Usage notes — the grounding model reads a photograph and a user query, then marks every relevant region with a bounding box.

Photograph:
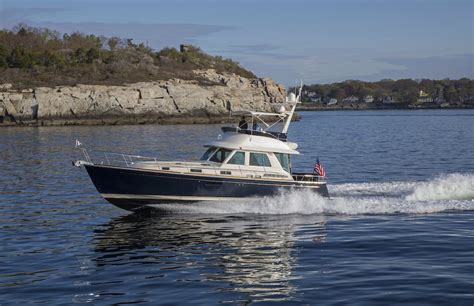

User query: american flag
[314,158,326,177]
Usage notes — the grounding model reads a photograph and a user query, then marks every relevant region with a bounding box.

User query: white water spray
[406,173,474,201]
[152,173,474,215]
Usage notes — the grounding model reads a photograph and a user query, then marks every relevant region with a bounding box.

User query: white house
[363,95,374,103]
[304,91,321,103]
[342,96,359,103]
[417,90,433,103]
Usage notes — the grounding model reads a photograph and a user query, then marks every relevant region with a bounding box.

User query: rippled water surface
[1,109,473,305]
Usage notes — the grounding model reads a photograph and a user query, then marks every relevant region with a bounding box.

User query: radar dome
[277,105,286,113]
[287,92,296,102]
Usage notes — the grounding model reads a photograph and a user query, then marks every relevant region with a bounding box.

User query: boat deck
[77,148,325,183]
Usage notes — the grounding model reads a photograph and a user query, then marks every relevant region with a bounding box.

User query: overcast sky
[0,0,472,85]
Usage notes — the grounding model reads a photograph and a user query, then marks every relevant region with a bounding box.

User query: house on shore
[341,96,359,103]
[363,95,374,103]
[417,90,433,103]
[383,96,397,104]
[302,91,321,102]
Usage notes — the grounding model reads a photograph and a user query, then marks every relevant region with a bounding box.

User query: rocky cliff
[0,70,286,126]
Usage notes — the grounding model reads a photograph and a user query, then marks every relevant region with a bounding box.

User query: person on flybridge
[238,116,248,130]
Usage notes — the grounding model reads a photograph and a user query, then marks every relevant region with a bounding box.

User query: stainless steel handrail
[78,148,228,175]
[291,173,325,182]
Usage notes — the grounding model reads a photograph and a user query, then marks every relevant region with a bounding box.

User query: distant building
[306,91,321,102]
[417,96,433,103]
[363,95,374,103]
[342,96,359,103]
[383,96,397,104]
[180,44,192,52]
[419,90,429,97]
[417,90,433,103]
[464,95,474,102]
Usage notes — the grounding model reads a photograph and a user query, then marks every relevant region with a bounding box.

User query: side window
[227,151,245,165]
[201,147,216,160]
[275,153,291,172]
[209,148,233,163]
[249,153,271,167]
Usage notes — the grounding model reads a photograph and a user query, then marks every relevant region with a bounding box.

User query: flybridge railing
[221,127,288,142]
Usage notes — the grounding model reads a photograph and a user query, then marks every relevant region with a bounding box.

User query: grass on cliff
[0,24,257,89]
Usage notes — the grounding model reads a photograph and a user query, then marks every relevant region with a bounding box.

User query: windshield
[200,147,216,160]
[275,153,291,172]
[209,148,233,163]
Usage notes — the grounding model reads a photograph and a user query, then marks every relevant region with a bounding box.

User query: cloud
[227,44,281,53]
[227,50,474,85]
[219,43,315,60]
[214,46,398,84]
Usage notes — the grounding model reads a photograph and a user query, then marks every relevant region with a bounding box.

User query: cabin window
[209,148,233,163]
[201,147,216,160]
[227,151,245,165]
[274,153,291,173]
[249,153,271,167]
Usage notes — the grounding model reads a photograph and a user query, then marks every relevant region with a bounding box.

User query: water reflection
[93,211,327,303]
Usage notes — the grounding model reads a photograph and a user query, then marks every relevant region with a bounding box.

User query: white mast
[282,82,302,134]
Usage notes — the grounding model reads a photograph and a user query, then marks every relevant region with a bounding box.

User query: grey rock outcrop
[0,69,286,126]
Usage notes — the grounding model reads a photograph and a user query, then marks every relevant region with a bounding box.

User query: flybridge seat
[221,126,288,142]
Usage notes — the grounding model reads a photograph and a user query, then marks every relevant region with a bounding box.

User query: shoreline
[1,107,471,128]
[0,115,232,127]
[296,103,473,112]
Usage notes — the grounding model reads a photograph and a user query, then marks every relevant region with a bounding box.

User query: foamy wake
[152,173,474,215]
[406,173,474,201]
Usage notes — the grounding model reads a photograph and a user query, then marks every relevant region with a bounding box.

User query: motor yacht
[73,88,329,211]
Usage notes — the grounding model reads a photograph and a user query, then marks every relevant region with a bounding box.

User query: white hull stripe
[101,193,258,202]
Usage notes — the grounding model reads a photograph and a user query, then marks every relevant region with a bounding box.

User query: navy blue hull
[84,164,329,211]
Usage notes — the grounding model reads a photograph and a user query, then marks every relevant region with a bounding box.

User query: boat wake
[150,173,474,215]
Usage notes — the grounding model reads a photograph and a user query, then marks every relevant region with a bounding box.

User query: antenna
[297,80,303,102]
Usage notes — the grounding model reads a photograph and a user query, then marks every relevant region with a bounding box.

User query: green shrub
[0,24,257,88]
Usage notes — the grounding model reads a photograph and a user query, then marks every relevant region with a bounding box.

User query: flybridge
[229,85,302,136]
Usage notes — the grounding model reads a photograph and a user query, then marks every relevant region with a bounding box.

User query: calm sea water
[1,109,473,305]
